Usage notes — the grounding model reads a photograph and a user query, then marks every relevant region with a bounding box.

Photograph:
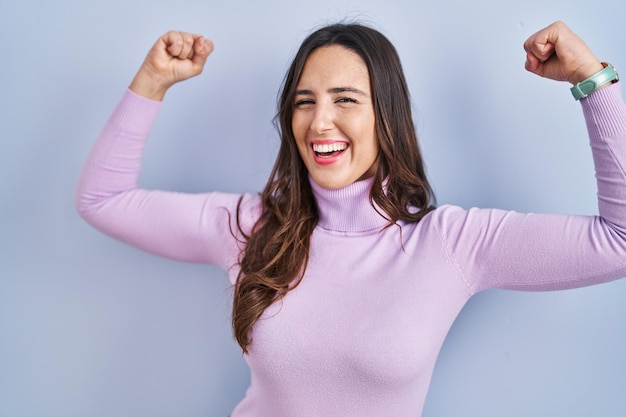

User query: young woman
[77,21,625,416]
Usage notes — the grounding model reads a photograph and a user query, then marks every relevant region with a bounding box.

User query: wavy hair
[233,23,435,353]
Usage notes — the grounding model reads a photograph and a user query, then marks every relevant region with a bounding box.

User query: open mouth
[312,142,348,158]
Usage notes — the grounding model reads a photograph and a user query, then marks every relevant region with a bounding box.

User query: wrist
[129,71,171,101]
[570,62,619,101]
[570,61,604,85]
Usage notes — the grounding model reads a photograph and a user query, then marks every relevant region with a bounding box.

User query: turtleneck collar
[309,176,391,233]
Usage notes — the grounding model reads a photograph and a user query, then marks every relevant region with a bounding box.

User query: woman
[77,21,625,416]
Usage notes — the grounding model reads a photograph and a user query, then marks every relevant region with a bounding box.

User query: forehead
[297,45,370,89]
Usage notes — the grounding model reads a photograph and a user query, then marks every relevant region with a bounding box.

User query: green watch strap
[570,62,619,101]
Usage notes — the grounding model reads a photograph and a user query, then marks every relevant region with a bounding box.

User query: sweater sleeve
[76,89,260,276]
[435,82,626,294]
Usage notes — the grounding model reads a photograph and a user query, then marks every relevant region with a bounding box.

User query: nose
[309,101,334,134]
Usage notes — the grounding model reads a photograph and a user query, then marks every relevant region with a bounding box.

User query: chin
[310,175,347,190]
[310,174,363,190]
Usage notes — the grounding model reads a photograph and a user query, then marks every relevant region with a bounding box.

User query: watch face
[603,62,619,83]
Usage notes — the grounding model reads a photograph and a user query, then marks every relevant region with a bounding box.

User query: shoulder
[206,191,263,231]
[419,204,467,230]
[422,204,516,242]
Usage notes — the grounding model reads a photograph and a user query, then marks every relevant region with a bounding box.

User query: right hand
[129,31,214,101]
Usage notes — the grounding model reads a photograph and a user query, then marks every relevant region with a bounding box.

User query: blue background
[1,0,625,416]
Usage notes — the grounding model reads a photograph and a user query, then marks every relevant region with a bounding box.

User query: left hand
[524,21,603,85]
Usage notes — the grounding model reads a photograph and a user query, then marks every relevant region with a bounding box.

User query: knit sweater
[76,83,626,416]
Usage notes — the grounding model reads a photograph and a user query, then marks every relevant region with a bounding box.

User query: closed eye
[294,99,315,107]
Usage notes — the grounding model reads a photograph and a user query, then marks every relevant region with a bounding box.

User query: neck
[309,176,389,232]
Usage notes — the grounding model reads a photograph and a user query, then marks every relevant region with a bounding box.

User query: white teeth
[312,143,348,153]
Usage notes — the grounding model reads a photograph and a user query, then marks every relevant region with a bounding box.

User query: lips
[311,141,349,165]
[313,142,348,154]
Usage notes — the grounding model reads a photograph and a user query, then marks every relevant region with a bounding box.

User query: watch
[570,62,619,101]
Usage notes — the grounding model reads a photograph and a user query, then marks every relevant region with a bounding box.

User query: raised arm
[76,33,256,271]
[436,22,626,293]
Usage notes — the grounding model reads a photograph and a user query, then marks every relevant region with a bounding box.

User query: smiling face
[292,45,379,190]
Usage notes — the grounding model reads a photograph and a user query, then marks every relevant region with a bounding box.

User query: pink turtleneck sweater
[76,83,626,416]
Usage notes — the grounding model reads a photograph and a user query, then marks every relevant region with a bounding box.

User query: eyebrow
[295,87,369,96]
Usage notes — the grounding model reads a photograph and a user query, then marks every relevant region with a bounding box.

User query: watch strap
[570,62,619,101]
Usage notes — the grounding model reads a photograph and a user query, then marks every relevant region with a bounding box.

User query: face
[292,45,378,190]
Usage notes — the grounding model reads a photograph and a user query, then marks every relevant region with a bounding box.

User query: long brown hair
[233,23,435,353]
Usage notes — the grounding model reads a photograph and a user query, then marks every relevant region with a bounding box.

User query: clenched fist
[524,21,603,85]
[129,31,214,101]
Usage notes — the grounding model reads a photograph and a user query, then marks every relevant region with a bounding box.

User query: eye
[294,99,314,107]
[336,97,357,104]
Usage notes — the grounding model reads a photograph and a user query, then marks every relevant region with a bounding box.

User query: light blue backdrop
[1,0,625,416]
